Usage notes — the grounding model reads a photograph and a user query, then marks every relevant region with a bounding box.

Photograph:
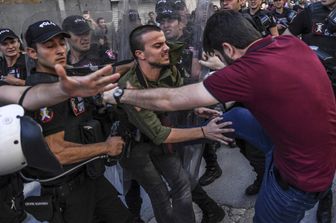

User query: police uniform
[0,53,27,82]
[289,2,336,57]
[24,72,132,223]
[67,43,117,67]
[243,8,277,36]
[0,173,25,223]
[271,7,296,34]
[0,80,26,223]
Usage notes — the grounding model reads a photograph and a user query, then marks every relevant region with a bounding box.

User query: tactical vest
[302,2,336,57]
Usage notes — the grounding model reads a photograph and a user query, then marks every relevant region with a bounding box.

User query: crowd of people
[0,0,335,223]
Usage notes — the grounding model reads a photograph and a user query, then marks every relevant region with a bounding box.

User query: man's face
[98,19,106,27]
[160,18,183,41]
[149,12,155,19]
[321,0,336,8]
[177,7,189,28]
[68,31,91,53]
[82,13,90,20]
[0,38,20,58]
[138,31,170,67]
[274,0,285,9]
[29,35,67,72]
[220,0,241,11]
[248,0,262,9]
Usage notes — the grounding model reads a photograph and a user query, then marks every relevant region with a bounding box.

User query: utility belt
[40,169,87,197]
[273,166,331,200]
[24,169,88,222]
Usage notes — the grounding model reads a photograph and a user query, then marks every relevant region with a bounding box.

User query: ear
[222,42,235,58]
[26,47,38,60]
[134,50,145,60]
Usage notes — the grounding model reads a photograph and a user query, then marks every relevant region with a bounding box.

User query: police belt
[41,169,87,198]
[273,166,331,200]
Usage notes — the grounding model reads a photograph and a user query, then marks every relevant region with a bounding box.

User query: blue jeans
[222,107,323,223]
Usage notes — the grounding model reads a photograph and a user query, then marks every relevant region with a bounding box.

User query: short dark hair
[203,10,261,54]
[129,25,162,58]
[96,17,105,23]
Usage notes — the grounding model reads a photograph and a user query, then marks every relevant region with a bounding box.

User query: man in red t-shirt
[104,10,336,223]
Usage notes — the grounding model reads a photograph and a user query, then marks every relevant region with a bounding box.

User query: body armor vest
[302,2,336,57]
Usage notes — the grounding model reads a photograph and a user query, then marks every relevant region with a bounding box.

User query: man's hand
[194,107,222,119]
[202,117,235,145]
[199,52,226,70]
[2,75,25,86]
[102,87,118,104]
[55,64,120,97]
[105,136,125,156]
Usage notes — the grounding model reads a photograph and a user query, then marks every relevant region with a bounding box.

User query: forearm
[46,133,108,165]
[54,142,108,165]
[164,127,204,143]
[121,87,183,111]
[22,82,69,111]
[270,26,279,36]
[120,83,212,111]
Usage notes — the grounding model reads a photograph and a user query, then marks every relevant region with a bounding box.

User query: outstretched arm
[0,65,119,110]
[104,82,219,111]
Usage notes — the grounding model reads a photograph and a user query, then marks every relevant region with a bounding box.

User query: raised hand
[55,64,120,97]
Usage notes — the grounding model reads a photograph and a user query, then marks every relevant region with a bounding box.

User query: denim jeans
[222,107,323,223]
[120,142,195,223]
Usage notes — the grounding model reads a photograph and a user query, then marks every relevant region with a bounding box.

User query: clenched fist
[105,136,125,156]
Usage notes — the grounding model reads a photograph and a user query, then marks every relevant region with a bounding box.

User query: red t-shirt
[203,35,336,192]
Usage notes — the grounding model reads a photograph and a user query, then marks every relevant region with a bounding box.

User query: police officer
[0,49,122,223]
[62,15,117,67]
[243,0,279,36]
[0,28,26,86]
[285,1,336,222]
[271,0,297,34]
[23,19,133,223]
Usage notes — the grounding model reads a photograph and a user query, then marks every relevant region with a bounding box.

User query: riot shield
[191,0,215,80]
[116,0,142,61]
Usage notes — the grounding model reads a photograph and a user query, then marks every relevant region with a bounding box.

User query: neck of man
[276,7,284,13]
[69,48,84,65]
[138,61,162,81]
[5,53,20,67]
[35,63,56,75]
[249,7,260,15]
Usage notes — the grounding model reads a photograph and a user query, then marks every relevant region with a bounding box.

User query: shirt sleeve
[28,102,67,137]
[122,104,171,145]
[288,8,311,35]
[203,60,253,104]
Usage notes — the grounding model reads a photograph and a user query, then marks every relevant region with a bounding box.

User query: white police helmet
[0,104,62,175]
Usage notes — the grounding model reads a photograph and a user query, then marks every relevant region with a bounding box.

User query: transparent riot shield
[191,0,215,80]
[116,0,142,61]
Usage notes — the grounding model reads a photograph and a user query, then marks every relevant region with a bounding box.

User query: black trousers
[0,173,26,223]
[43,175,132,223]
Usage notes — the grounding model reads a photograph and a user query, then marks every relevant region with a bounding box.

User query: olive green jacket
[118,65,183,145]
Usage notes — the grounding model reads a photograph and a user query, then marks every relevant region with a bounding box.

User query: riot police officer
[23,19,133,223]
[0,28,26,86]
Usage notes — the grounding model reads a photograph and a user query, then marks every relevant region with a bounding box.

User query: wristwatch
[113,87,124,104]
